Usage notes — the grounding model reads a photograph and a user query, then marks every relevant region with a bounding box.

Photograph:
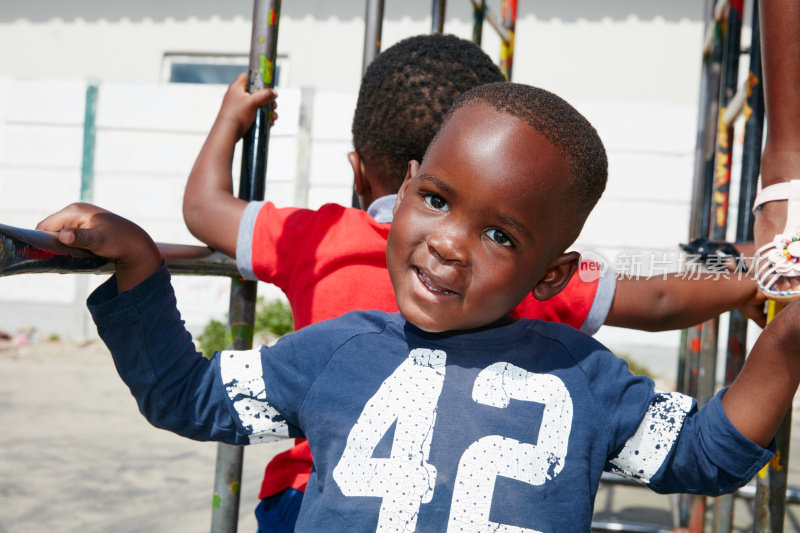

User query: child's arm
[183,72,278,258]
[722,299,800,447]
[605,274,766,331]
[35,202,161,293]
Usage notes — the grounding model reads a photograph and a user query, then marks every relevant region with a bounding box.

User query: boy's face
[387,102,579,333]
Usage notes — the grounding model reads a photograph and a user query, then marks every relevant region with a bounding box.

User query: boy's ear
[531,251,581,301]
[348,151,369,197]
[394,160,420,214]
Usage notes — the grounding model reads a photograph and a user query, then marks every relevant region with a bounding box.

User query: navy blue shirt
[89,265,772,532]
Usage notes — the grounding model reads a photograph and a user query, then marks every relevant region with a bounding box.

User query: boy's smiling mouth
[413,266,459,296]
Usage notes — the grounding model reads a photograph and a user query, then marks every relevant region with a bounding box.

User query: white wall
[0,1,761,382]
[0,1,711,104]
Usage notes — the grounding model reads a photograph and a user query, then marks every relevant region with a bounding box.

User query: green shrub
[197,298,293,359]
[255,299,294,337]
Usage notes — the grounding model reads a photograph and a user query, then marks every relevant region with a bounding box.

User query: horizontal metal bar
[601,472,800,505]
[0,223,238,278]
[590,520,672,533]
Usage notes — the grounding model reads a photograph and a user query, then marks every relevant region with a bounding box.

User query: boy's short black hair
[444,82,608,232]
[352,33,506,192]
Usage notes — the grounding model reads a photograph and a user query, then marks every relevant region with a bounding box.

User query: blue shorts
[255,488,304,533]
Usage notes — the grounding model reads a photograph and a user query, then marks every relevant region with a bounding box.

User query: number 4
[333,354,573,532]
[333,349,446,532]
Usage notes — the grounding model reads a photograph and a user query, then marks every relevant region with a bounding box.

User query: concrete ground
[1,339,799,533]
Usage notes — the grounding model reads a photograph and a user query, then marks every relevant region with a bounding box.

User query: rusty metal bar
[210,2,280,532]
[0,223,237,278]
[677,0,725,528]
[754,302,791,532]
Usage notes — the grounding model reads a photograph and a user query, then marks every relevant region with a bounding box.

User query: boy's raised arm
[721,299,800,447]
[36,202,162,293]
[183,72,277,258]
[605,274,766,331]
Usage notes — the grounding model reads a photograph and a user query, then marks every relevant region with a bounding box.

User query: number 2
[447,362,573,532]
[334,353,573,531]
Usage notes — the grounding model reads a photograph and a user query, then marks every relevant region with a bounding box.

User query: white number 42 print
[333,349,573,532]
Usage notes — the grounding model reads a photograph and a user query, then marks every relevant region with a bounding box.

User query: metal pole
[713,1,759,531]
[353,0,385,209]
[735,3,764,245]
[211,2,280,532]
[678,0,724,528]
[431,0,446,34]
[499,0,517,80]
[710,0,743,243]
[754,302,791,532]
[362,0,384,75]
[472,0,485,45]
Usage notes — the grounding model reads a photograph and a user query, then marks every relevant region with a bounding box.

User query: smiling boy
[39,82,794,531]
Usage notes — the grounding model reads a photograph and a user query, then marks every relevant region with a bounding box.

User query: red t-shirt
[237,201,614,498]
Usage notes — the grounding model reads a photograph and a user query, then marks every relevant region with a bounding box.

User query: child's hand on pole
[217,71,278,140]
[36,203,162,293]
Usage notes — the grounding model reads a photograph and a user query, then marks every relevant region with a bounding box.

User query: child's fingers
[231,71,249,89]
[56,226,102,252]
[36,202,101,233]
[251,88,278,107]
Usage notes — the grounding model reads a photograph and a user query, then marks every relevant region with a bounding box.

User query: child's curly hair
[352,34,506,192]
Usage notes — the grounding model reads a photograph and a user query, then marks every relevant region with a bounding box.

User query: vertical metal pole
[754,302,791,532]
[472,0,485,45]
[678,0,724,528]
[353,0,385,209]
[210,2,280,532]
[735,3,764,245]
[499,0,517,80]
[713,2,759,531]
[431,0,446,34]
[76,82,99,339]
[710,0,743,243]
[80,84,98,204]
[362,0,384,75]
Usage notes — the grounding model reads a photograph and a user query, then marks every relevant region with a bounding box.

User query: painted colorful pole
[472,0,486,45]
[710,0,743,243]
[210,2,280,532]
[499,0,517,80]
[431,0,446,34]
[677,0,724,528]
[754,301,790,532]
[707,2,745,532]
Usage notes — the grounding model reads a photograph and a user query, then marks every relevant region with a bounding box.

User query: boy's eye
[423,194,450,212]
[486,229,513,247]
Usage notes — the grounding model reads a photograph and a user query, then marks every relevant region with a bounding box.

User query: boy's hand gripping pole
[210,2,280,533]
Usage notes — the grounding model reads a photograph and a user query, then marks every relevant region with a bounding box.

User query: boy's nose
[427,222,469,265]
